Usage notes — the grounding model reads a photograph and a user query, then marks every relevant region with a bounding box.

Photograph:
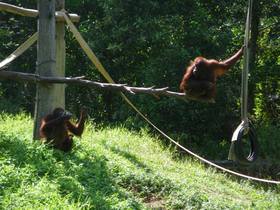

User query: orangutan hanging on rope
[180,46,244,103]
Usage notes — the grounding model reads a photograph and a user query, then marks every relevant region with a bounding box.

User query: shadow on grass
[1,130,278,209]
[0,132,143,209]
[107,145,152,173]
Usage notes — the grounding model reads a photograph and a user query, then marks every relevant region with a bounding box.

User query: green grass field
[0,113,279,209]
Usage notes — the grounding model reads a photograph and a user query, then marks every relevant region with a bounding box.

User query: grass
[0,113,280,209]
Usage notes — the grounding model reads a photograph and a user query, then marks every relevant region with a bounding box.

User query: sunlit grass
[0,113,279,209]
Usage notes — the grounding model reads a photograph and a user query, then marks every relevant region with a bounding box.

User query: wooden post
[54,0,65,108]
[33,0,57,139]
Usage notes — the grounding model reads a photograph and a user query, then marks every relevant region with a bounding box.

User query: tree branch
[0,70,189,102]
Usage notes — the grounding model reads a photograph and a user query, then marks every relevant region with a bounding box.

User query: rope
[228,0,258,163]
[241,0,253,121]
[0,32,38,69]
[61,11,280,185]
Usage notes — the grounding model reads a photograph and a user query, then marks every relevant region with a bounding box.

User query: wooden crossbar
[0,2,80,22]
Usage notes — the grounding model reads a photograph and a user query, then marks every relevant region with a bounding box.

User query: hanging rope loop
[229,0,259,163]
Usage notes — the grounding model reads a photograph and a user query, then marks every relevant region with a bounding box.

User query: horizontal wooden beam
[0,2,80,22]
[0,70,189,102]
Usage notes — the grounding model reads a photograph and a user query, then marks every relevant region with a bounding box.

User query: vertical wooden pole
[54,0,65,108]
[33,0,57,139]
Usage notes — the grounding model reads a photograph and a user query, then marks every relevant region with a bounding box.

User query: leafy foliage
[0,0,279,159]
